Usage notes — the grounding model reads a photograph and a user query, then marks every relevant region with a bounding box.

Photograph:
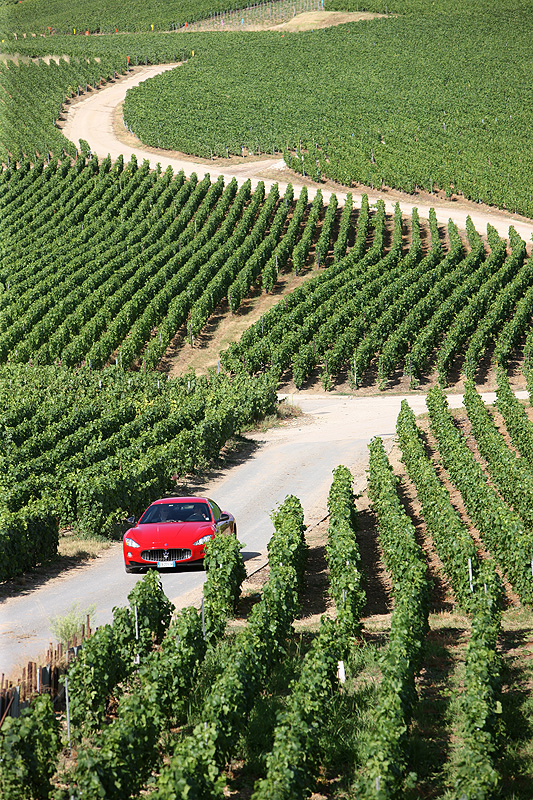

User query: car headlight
[193,534,213,546]
[124,537,140,548]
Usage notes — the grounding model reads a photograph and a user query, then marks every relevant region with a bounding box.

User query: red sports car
[123,496,236,573]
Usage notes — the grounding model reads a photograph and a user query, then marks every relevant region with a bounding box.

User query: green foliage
[315,192,337,267]
[251,464,366,799]
[66,623,127,738]
[139,606,207,727]
[0,694,61,800]
[66,570,173,739]
[115,12,533,216]
[396,399,480,611]
[327,465,365,633]
[0,0,251,35]
[407,218,486,385]
[0,497,58,580]
[463,230,528,380]
[49,601,96,647]
[203,531,246,641]
[68,687,160,800]
[426,386,533,604]
[0,362,276,572]
[463,379,533,529]
[67,606,206,799]
[127,567,173,649]
[437,235,523,387]
[152,494,306,799]
[251,617,347,800]
[450,560,504,799]
[496,368,533,467]
[0,58,124,163]
[364,436,430,798]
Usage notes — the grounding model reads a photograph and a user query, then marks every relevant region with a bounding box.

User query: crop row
[368,421,507,798]
[366,436,430,797]
[393,392,506,797]
[396,399,480,610]
[2,158,346,373]
[463,379,533,529]
[425,386,533,604]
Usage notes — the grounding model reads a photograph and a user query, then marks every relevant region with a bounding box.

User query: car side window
[208,499,221,520]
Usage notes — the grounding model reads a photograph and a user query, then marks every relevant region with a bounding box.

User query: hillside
[2,2,533,798]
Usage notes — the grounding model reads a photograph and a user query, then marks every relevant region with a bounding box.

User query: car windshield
[140,502,211,524]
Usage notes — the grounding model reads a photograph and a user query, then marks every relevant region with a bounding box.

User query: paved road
[1,390,526,676]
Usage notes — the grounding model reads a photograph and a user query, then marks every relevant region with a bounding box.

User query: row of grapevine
[396,391,506,796]
[368,424,507,799]
[463,379,533,528]
[450,561,503,799]
[326,464,366,632]
[202,531,247,642]
[396,399,480,610]
[221,195,384,381]
[377,217,464,385]
[187,180,273,339]
[352,207,445,385]
[463,229,528,379]
[252,465,364,799]
[227,182,294,311]
[425,386,533,604]
[495,368,533,466]
[437,233,525,386]
[365,436,430,798]
[66,570,174,739]
[261,183,309,292]
[406,219,488,384]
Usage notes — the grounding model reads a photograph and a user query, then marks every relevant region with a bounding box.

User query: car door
[208,498,231,533]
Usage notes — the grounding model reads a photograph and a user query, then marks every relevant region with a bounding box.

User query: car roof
[152,497,209,504]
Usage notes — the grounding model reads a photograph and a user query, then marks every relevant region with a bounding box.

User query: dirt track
[62,63,533,243]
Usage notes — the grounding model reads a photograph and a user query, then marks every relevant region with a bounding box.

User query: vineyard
[3,155,533,575]
[2,0,533,797]
[1,2,533,215]
[119,13,533,216]
[4,393,533,796]
[2,157,533,394]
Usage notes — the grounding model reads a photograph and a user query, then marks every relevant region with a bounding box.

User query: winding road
[1,66,532,678]
[62,63,533,242]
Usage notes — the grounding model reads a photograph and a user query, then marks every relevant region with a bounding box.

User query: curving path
[62,63,533,242]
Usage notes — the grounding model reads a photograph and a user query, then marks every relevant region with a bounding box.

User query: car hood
[125,522,214,547]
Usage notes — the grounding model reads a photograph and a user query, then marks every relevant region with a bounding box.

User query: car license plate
[157,560,176,568]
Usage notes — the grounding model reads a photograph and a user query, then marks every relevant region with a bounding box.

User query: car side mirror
[127,515,136,525]
[218,513,229,522]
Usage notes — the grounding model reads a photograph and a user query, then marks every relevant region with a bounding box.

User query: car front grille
[141,549,192,562]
